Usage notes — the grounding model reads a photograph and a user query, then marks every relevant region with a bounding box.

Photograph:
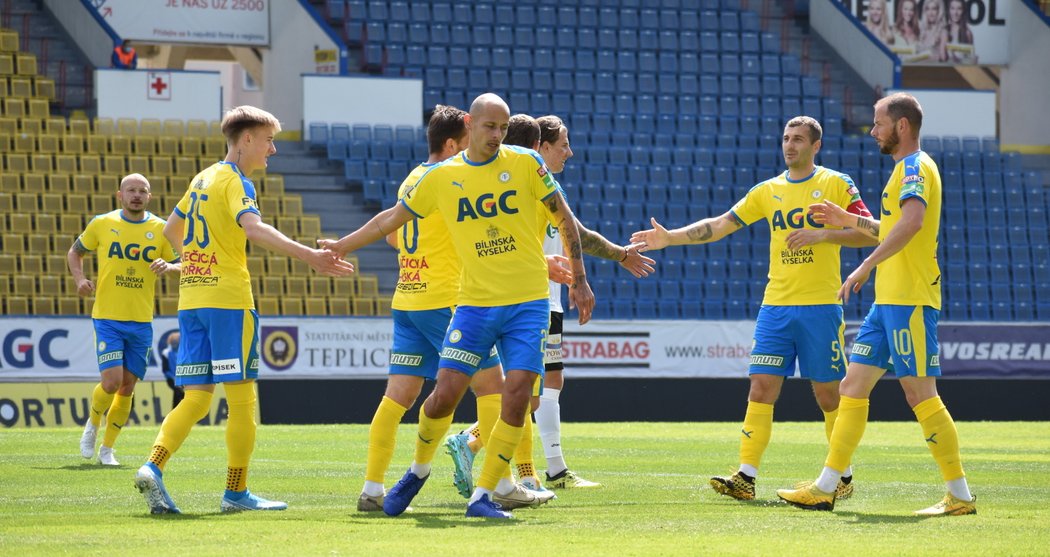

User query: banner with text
[92,0,270,46]
[1,318,1047,381]
[836,0,1010,65]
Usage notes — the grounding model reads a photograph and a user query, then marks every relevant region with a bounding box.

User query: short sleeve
[78,216,101,251]
[230,176,261,225]
[899,155,930,207]
[838,173,872,217]
[401,170,436,218]
[729,186,764,226]
[173,189,191,219]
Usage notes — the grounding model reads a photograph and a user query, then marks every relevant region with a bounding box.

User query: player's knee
[100,374,122,393]
[530,395,540,413]
[747,375,781,404]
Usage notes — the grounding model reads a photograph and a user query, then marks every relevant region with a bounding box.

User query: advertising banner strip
[91,0,270,46]
[1,318,1047,381]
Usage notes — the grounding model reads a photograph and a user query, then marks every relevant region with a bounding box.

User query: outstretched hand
[306,248,355,277]
[808,200,852,228]
[629,218,671,252]
[619,243,656,278]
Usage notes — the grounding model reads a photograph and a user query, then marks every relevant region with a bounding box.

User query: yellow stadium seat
[277,216,298,235]
[58,296,80,315]
[90,193,113,213]
[55,154,77,174]
[0,173,17,192]
[116,118,137,136]
[12,133,33,152]
[263,175,285,195]
[34,213,56,233]
[247,256,264,276]
[358,275,379,297]
[10,76,32,97]
[93,118,115,136]
[258,197,279,215]
[180,137,203,157]
[158,297,178,316]
[0,193,12,212]
[79,154,101,174]
[0,133,10,153]
[33,296,56,315]
[0,29,17,52]
[48,173,71,192]
[0,76,7,96]
[152,156,173,177]
[85,135,107,154]
[27,98,48,119]
[290,258,310,276]
[305,297,327,316]
[44,253,65,273]
[283,195,303,216]
[97,174,118,192]
[286,276,307,296]
[35,77,55,100]
[60,134,84,154]
[332,277,354,297]
[29,154,51,173]
[158,136,179,156]
[133,136,156,155]
[71,175,94,192]
[44,117,65,135]
[81,297,94,314]
[36,133,58,154]
[0,254,15,274]
[2,234,23,254]
[13,274,34,295]
[0,53,13,75]
[375,297,392,316]
[256,297,279,315]
[266,256,289,275]
[300,216,321,238]
[110,134,132,154]
[262,276,283,296]
[140,119,161,136]
[39,275,60,295]
[103,155,126,175]
[16,53,37,76]
[6,297,29,314]
[60,214,82,233]
[128,155,150,175]
[204,137,225,157]
[27,233,51,253]
[328,297,350,315]
[68,118,89,136]
[280,297,304,315]
[8,213,29,231]
[162,119,184,136]
[353,297,375,316]
[24,173,46,193]
[309,277,332,296]
[186,119,207,137]
[14,192,36,211]
[67,193,88,214]
[4,152,27,172]
[0,275,9,297]
[2,98,24,118]
[175,156,197,175]
[19,117,42,136]
[208,121,222,136]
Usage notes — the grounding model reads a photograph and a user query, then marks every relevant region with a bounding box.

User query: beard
[879,128,900,155]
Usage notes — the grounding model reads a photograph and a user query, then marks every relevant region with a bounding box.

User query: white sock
[947,477,973,502]
[739,464,758,479]
[410,462,431,479]
[535,387,565,475]
[815,466,843,493]
[843,465,853,478]
[495,477,516,496]
[468,487,493,504]
[466,421,480,443]
[362,480,384,497]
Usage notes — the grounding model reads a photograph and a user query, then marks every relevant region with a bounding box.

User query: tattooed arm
[629,212,742,252]
[576,218,656,278]
[545,192,594,325]
[808,200,881,240]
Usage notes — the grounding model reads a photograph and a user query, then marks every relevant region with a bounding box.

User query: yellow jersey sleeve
[874,152,942,308]
[392,163,461,311]
[174,162,256,310]
[85,211,169,322]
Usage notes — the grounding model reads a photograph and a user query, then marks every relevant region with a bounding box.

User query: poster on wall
[92,0,270,46]
[837,0,1010,64]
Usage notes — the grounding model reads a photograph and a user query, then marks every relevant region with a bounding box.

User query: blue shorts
[175,308,260,386]
[439,299,549,376]
[390,307,499,379]
[749,305,847,382]
[93,319,152,379]
[850,304,941,378]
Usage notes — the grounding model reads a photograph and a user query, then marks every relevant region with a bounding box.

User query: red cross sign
[147,72,171,100]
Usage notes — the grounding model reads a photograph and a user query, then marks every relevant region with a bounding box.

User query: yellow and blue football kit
[730,167,870,381]
[76,210,177,377]
[171,161,261,385]
[851,151,943,377]
[401,145,559,374]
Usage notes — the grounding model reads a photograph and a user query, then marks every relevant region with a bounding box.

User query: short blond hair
[221,105,281,144]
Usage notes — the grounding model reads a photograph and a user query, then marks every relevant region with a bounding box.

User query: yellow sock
[101,393,133,448]
[365,396,408,484]
[90,383,114,427]
[822,408,838,444]
[913,396,965,481]
[475,393,502,450]
[150,389,213,470]
[478,418,523,491]
[224,382,257,491]
[414,410,454,465]
[514,414,535,479]
[825,396,869,473]
[739,401,774,472]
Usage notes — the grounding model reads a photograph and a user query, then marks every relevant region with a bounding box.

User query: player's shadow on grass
[50,463,122,471]
[130,512,212,521]
[834,511,927,524]
[348,505,555,528]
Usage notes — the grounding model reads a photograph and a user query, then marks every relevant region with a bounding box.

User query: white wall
[43,0,116,68]
[183,60,263,115]
[1000,6,1050,150]
[811,0,899,91]
[302,75,424,139]
[887,89,997,138]
[261,2,342,134]
[96,69,222,121]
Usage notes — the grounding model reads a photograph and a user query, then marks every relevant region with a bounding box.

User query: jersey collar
[461,149,499,167]
[784,166,819,184]
[219,160,248,178]
[119,210,151,223]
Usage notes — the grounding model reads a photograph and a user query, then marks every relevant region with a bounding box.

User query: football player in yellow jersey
[358,105,545,512]
[778,93,976,516]
[133,106,353,515]
[70,173,180,466]
[631,116,875,501]
[323,93,594,519]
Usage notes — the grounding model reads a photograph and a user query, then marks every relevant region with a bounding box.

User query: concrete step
[266,155,342,175]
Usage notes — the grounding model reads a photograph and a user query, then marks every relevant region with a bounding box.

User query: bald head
[116,173,152,217]
[465,93,511,162]
[120,173,150,192]
[469,93,510,118]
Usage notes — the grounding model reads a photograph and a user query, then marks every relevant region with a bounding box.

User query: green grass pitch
[1,421,1047,556]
